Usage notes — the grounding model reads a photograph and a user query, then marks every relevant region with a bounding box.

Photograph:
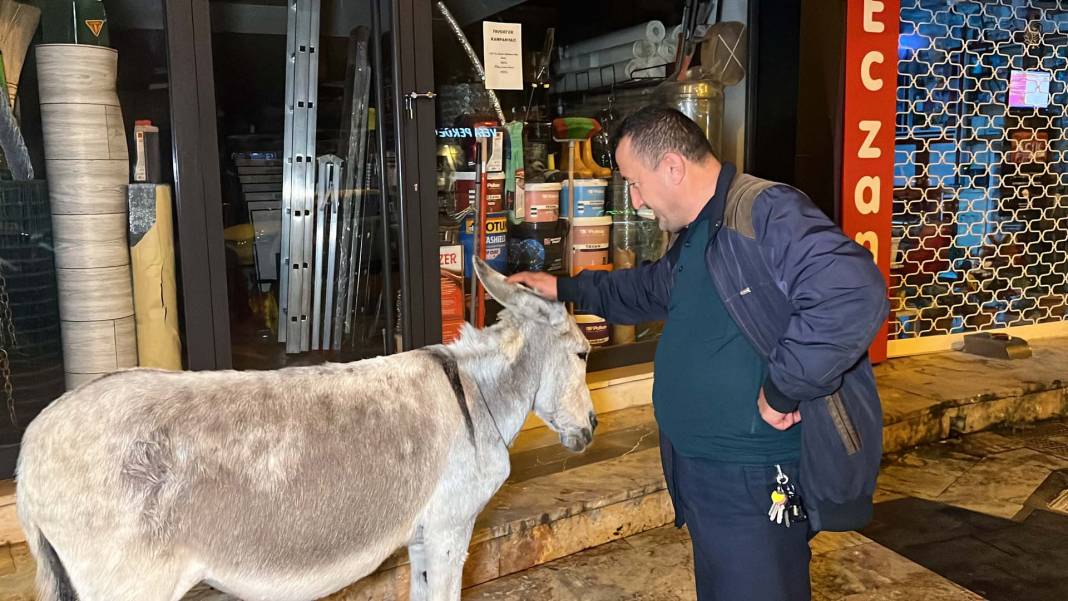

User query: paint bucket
[575,313,610,346]
[452,171,505,213]
[570,215,612,275]
[508,219,569,274]
[522,182,561,223]
[571,215,612,248]
[460,212,508,277]
[560,178,608,218]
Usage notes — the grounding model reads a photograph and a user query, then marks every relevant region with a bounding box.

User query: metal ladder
[313,154,342,351]
[279,0,321,352]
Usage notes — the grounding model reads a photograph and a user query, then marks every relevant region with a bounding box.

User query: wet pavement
[464,418,1068,601]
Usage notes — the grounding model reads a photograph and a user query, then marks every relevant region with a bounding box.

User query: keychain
[768,465,806,527]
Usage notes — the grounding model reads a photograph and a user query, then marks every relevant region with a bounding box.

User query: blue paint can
[460,212,509,277]
[560,179,608,218]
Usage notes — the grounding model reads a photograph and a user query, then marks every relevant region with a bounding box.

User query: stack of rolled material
[554,21,669,93]
[37,44,137,389]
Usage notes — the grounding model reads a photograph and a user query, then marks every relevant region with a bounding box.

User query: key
[769,488,787,525]
[768,465,795,528]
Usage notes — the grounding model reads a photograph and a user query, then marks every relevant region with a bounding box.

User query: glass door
[195,0,415,369]
[410,0,683,371]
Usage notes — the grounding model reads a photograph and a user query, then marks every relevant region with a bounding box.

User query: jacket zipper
[826,392,861,455]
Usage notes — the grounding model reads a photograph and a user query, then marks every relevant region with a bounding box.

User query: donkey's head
[474,258,596,453]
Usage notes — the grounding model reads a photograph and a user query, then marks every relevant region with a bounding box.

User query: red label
[841,0,898,363]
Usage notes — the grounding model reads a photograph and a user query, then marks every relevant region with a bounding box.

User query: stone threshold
[878,336,1068,453]
[324,447,671,600]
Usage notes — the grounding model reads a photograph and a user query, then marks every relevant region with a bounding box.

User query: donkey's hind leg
[62,552,200,601]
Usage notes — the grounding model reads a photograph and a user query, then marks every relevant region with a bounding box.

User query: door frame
[172,0,442,366]
[166,0,232,369]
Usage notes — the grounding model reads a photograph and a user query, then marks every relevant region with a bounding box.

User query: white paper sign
[483,22,523,90]
[440,245,463,274]
[488,130,504,172]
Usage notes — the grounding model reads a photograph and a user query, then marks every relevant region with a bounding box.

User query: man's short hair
[611,105,715,168]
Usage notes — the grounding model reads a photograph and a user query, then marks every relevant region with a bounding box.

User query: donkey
[17,258,596,601]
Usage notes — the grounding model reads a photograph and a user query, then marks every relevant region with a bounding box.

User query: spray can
[133,120,161,183]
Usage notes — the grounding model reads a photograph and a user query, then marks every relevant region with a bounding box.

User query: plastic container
[460,212,508,277]
[522,182,561,223]
[571,216,612,249]
[560,178,608,218]
[508,219,569,274]
[452,171,505,213]
[575,313,610,346]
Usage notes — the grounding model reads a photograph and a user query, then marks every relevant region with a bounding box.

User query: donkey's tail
[33,530,78,601]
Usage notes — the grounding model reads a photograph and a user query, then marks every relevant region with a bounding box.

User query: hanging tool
[551,117,602,273]
[313,154,341,350]
[339,28,373,348]
[469,137,489,327]
[674,0,713,81]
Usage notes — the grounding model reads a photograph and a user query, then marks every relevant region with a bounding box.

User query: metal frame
[166,0,231,370]
[392,0,442,350]
[371,0,397,355]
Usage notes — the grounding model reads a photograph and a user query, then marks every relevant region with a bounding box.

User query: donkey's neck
[447,323,537,448]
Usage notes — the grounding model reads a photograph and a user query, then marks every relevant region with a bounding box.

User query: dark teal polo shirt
[653,165,801,464]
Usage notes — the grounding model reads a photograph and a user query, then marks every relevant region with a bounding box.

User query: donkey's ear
[473,257,518,306]
[474,258,568,328]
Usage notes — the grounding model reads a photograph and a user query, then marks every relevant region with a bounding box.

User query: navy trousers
[660,433,812,601]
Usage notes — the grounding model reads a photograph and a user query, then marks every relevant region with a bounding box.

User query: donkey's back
[18,354,466,601]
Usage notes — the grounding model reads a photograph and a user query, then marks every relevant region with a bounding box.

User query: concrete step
[879,336,1068,453]
[325,407,667,600]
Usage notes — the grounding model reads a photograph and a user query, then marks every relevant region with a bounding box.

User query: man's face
[616,138,683,232]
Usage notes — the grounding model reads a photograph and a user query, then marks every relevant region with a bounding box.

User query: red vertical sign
[841,0,898,363]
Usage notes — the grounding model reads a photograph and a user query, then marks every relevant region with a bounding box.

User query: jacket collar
[694,161,736,225]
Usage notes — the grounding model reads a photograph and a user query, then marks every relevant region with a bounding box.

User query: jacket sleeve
[556,252,675,325]
[754,185,890,413]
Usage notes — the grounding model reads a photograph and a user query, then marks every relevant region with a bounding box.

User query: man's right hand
[506,271,559,301]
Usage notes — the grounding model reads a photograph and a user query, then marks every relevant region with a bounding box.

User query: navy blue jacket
[559,166,889,532]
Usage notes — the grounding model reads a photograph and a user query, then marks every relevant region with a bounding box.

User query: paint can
[575,313,610,346]
[460,212,508,277]
[452,171,505,212]
[522,182,561,223]
[560,178,607,218]
[508,219,569,274]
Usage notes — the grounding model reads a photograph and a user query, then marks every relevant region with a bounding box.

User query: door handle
[405,91,437,119]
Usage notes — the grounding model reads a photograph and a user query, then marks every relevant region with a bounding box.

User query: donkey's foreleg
[408,524,430,601]
[423,520,476,601]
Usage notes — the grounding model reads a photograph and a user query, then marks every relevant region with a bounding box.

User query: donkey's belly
[203,533,408,601]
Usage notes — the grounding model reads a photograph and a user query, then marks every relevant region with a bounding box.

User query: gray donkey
[17,258,596,601]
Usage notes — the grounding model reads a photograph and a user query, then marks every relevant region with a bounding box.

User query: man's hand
[506,272,559,301]
[758,388,801,431]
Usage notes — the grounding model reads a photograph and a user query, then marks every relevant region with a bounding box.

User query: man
[509,106,888,600]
